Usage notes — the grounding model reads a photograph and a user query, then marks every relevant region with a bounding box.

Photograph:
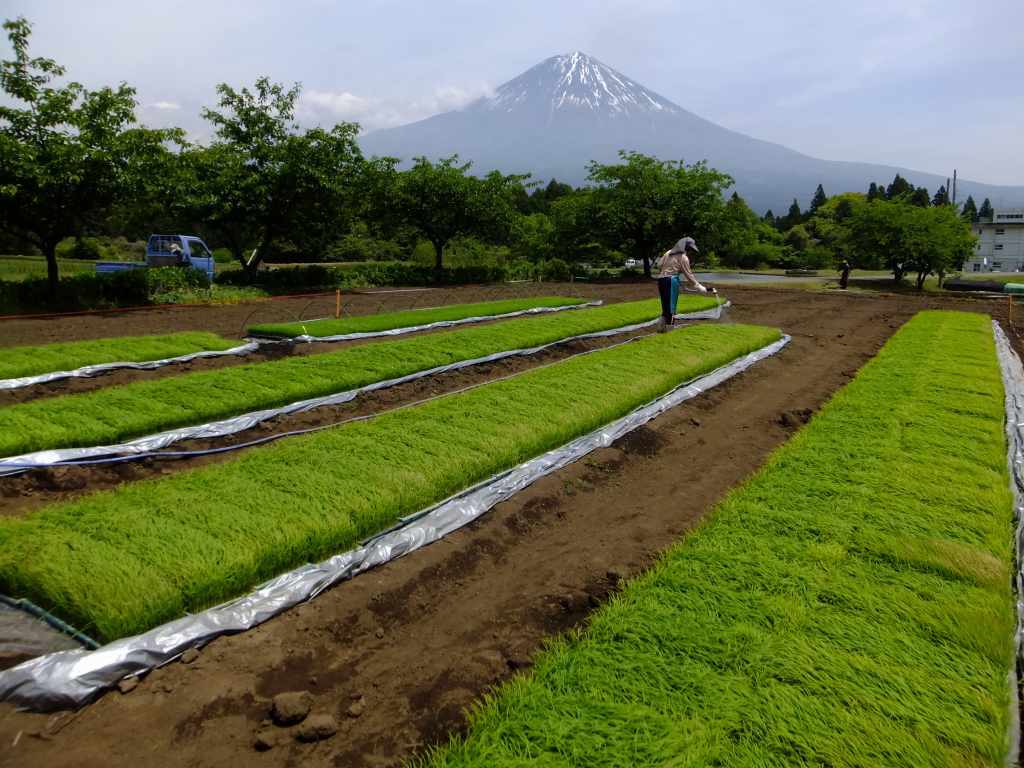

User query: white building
[964,208,1024,273]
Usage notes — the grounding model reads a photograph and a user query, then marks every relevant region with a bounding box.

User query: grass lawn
[248,296,591,338]
[423,310,1015,768]
[0,255,96,282]
[0,297,717,458]
[0,332,239,381]
[0,323,780,641]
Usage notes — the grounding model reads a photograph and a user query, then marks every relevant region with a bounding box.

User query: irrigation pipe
[0,302,729,475]
[992,321,1024,766]
[0,323,781,713]
[0,596,100,651]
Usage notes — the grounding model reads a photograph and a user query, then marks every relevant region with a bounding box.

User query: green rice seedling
[248,296,589,337]
[0,323,779,641]
[0,296,718,457]
[420,310,1016,768]
[0,332,238,381]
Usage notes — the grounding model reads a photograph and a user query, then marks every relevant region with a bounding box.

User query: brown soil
[0,286,1015,768]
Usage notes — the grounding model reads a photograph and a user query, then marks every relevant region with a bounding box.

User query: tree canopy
[585,151,733,276]
[0,17,173,293]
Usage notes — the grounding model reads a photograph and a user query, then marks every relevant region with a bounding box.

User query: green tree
[716,192,760,267]
[909,187,931,207]
[886,174,913,200]
[187,77,364,275]
[845,197,974,287]
[809,184,828,216]
[932,185,950,207]
[585,151,733,276]
[0,17,172,295]
[979,197,994,220]
[960,195,978,223]
[867,182,883,201]
[778,198,802,231]
[393,155,520,272]
[510,212,556,262]
[762,209,776,227]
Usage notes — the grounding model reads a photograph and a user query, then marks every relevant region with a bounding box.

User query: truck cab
[146,235,216,281]
[95,235,216,281]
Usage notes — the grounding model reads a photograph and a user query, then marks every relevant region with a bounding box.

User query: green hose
[0,594,100,650]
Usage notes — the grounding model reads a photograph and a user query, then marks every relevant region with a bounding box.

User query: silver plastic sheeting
[0,341,261,391]
[0,303,729,474]
[0,321,779,712]
[992,321,1024,766]
[263,300,602,342]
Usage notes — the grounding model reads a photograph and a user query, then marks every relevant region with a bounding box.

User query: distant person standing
[656,237,707,332]
[838,258,851,289]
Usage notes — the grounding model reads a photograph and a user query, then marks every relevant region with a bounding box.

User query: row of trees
[0,17,978,295]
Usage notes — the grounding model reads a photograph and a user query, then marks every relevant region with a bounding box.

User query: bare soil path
[0,287,1011,768]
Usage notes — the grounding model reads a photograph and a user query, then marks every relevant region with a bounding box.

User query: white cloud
[297,83,493,131]
[148,101,182,111]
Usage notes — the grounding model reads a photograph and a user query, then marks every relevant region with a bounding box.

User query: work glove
[695,283,708,294]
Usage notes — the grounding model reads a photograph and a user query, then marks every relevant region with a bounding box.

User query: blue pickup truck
[95,235,216,282]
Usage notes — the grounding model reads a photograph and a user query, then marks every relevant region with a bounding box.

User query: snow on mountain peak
[480,52,682,118]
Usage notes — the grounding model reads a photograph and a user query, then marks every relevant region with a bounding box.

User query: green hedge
[424,310,1015,768]
[0,267,210,314]
[0,323,780,641]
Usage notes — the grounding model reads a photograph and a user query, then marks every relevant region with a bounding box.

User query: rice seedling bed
[422,310,1015,768]
[247,296,589,338]
[0,297,717,458]
[0,332,238,381]
[0,323,779,642]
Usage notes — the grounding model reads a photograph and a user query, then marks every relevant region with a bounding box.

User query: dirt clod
[179,648,200,664]
[295,714,338,743]
[116,678,139,695]
[777,409,813,429]
[271,691,313,726]
[346,698,365,719]
[606,566,626,586]
[252,728,282,752]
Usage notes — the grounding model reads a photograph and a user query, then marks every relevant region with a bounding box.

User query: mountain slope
[360,52,1024,213]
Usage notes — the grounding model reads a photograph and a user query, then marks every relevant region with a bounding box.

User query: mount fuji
[359,52,1024,213]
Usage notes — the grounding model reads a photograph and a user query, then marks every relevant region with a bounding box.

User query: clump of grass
[0,323,779,641]
[248,296,592,337]
[0,297,716,457]
[420,310,1016,768]
[0,332,238,381]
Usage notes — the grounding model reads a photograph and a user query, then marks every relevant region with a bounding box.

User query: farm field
[0,297,716,458]
[427,311,1014,768]
[0,323,780,642]
[0,331,239,381]
[0,286,1019,768]
[247,295,594,337]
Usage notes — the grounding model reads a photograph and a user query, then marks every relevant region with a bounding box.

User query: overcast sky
[3,0,1021,185]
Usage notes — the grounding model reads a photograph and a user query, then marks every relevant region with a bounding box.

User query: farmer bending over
[656,237,707,332]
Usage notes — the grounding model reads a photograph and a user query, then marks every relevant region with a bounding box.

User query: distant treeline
[1,16,975,301]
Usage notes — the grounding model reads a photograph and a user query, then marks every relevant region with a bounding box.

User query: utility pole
[952,169,957,206]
